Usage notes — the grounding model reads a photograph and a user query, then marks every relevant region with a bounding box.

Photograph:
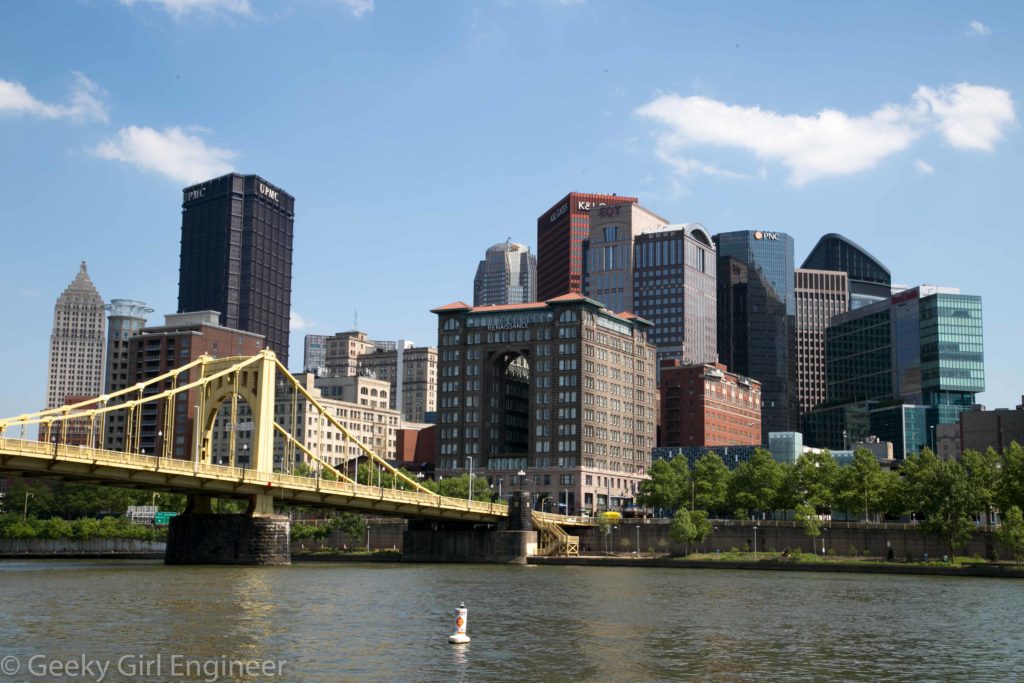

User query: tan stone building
[795,268,849,417]
[46,262,106,411]
[272,372,400,471]
[315,330,438,424]
[432,293,657,514]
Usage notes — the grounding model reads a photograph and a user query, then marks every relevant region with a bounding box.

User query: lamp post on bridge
[157,430,163,460]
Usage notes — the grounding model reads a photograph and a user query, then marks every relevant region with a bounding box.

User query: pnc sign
[754,230,780,241]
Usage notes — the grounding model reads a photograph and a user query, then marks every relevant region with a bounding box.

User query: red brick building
[660,361,761,447]
[536,192,637,301]
[394,425,436,472]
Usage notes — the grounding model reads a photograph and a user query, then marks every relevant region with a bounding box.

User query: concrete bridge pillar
[165,493,290,565]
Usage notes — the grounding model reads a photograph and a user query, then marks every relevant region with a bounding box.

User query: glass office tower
[715,230,797,440]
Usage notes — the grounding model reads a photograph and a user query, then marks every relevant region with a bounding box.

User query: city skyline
[1,2,1021,421]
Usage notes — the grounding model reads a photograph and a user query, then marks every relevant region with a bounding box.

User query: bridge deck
[0,438,507,523]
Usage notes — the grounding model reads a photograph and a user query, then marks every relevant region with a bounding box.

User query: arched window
[360,387,368,395]
[371,389,378,397]
[443,318,460,331]
[559,310,578,323]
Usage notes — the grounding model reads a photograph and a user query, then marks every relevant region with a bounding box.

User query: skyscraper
[795,268,848,418]
[178,173,294,366]
[473,241,537,306]
[715,230,798,440]
[537,192,637,301]
[801,233,890,310]
[804,285,985,458]
[45,262,106,410]
[633,224,718,367]
[582,201,666,314]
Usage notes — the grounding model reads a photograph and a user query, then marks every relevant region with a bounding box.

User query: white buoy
[448,601,471,644]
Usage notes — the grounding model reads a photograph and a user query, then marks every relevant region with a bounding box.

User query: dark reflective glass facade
[715,231,797,440]
[802,233,891,309]
[178,174,294,366]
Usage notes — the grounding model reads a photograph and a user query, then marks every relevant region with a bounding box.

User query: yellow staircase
[532,511,579,557]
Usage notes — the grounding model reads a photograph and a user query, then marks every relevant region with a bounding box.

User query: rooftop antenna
[353,307,358,330]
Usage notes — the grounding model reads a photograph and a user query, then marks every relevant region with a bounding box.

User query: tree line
[637,442,1024,557]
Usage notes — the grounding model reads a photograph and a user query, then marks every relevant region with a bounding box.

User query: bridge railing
[0,437,506,518]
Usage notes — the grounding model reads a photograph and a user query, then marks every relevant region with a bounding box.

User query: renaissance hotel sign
[466,311,556,330]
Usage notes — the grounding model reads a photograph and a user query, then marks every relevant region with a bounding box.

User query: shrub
[849,544,857,557]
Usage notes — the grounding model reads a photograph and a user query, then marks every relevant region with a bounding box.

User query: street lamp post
[562,489,568,515]
[242,443,248,468]
[822,527,828,555]
[517,469,526,490]
[753,524,760,560]
[23,492,33,520]
[466,456,473,501]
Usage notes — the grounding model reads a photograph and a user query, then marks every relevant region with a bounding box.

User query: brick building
[660,360,761,447]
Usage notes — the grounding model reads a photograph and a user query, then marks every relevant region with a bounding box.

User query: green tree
[792,451,840,511]
[669,508,696,554]
[693,452,731,516]
[996,442,1024,515]
[418,474,493,501]
[836,449,887,521]
[728,449,783,518]
[794,503,822,548]
[962,447,1001,525]
[329,512,367,540]
[902,450,978,558]
[690,509,713,550]
[636,457,690,512]
[997,505,1024,566]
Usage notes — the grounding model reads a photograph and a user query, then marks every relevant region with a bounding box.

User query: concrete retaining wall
[581,520,1006,560]
[0,538,166,556]
[402,529,537,564]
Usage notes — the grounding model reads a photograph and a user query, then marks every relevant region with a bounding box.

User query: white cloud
[967,20,991,36]
[914,160,935,175]
[119,0,252,18]
[290,311,316,331]
[636,82,1015,186]
[337,0,373,18]
[912,83,1015,151]
[0,72,108,123]
[93,126,236,184]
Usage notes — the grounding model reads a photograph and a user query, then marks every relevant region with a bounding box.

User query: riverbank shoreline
[0,552,164,560]
[529,555,1024,578]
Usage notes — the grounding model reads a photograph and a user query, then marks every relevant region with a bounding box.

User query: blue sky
[1,0,1021,420]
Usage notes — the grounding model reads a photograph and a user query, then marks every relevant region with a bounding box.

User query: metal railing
[0,437,506,519]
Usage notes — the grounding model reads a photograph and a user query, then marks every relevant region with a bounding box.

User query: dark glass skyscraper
[715,230,797,440]
[802,233,890,310]
[178,173,294,366]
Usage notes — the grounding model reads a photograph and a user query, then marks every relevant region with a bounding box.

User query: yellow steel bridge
[0,350,582,552]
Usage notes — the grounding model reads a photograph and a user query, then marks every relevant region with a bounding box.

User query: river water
[0,560,1021,682]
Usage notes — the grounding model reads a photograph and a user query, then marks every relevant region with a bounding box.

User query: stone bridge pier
[401,491,537,564]
[165,493,291,565]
